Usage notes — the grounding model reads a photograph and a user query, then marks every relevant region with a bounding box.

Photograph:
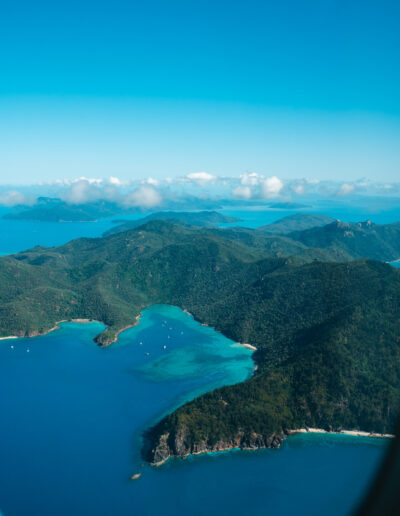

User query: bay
[0,305,388,516]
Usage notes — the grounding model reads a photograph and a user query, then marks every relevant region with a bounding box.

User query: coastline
[0,316,141,345]
[287,428,395,439]
[97,314,142,347]
[238,342,257,351]
[151,427,395,467]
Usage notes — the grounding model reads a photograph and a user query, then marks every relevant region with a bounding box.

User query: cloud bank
[0,172,399,209]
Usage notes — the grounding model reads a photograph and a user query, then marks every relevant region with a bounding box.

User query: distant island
[259,213,335,234]
[266,202,309,210]
[104,211,242,236]
[3,198,123,222]
[0,213,399,466]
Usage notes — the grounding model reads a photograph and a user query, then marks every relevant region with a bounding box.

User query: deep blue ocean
[0,307,388,516]
[1,198,399,515]
[1,196,400,256]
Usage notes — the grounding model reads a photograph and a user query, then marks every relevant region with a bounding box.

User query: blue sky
[0,0,399,184]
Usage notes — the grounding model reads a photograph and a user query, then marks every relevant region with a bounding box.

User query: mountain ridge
[0,219,399,465]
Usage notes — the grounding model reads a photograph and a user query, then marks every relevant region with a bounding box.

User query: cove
[0,305,388,516]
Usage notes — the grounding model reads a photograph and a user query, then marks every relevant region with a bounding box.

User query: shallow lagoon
[2,198,400,256]
[0,205,396,515]
[0,305,388,516]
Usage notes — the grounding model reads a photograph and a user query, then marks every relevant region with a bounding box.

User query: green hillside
[288,220,400,262]
[1,220,399,464]
[3,198,123,222]
[259,213,334,234]
[103,210,241,236]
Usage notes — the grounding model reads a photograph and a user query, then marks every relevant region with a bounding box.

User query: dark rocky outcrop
[144,425,286,466]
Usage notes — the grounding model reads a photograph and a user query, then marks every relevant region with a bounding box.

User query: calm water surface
[2,198,400,256]
[0,305,388,516]
[0,204,395,515]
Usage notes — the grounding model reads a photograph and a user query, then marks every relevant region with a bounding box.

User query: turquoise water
[0,205,396,515]
[2,198,400,256]
[0,305,388,516]
[220,197,400,229]
[0,207,113,256]
[390,261,400,268]
[0,207,146,256]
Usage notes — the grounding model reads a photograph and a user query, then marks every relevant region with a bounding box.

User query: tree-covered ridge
[288,219,400,261]
[103,211,241,236]
[0,219,400,463]
[3,198,123,222]
[0,221,266,342]
[145,258,400,463]
[259,213,334,234]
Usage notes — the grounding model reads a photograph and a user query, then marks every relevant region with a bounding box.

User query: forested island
[104,211,241,236]
[1,214,400,464]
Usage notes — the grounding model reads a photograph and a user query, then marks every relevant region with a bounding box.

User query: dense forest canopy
[1,214,399,463]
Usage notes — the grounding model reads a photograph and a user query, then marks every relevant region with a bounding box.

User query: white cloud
[291,183,305,195]
[108,176,122,186]
[0,190,28,206]
[186,172,216,184]
[240,172,263,186]
[124,185,162,208]
[73,176,103,185]
[261,176,284,198]
[337,183,355,196]
[144,177,160,186]
[60,179,121,204]
[61,180,102,204]
[232,185,252,199]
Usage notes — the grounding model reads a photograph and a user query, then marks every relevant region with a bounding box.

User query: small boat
[130,473,141,481]
[26,349,30,353]
[10,345,14,349]
[163,345,167,349]
[145,352,150,356]
[139,341,143,345]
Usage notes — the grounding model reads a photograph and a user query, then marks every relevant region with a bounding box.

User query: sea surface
[0,201,397,515]
[219,196,400,229]
[1,196,400,256]
[0,207,145,256]
[0,305,388,516]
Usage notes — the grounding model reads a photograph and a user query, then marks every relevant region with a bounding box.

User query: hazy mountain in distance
[259,213,335,234]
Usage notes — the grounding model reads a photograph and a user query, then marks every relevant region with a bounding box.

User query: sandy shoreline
[239,343,257,351]
[99,314,142,347]
[287,427,395,439]
[152,427,395,466]
[0,315,142,345]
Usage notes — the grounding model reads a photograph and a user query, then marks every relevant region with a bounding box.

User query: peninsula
[1,216,399,464]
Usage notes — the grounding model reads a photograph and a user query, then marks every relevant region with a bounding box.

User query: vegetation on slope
[259,213,334,234]
[1,219,400,463]
[3,198,124,222]
[103,211,241,236]
[288,220,400,262]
